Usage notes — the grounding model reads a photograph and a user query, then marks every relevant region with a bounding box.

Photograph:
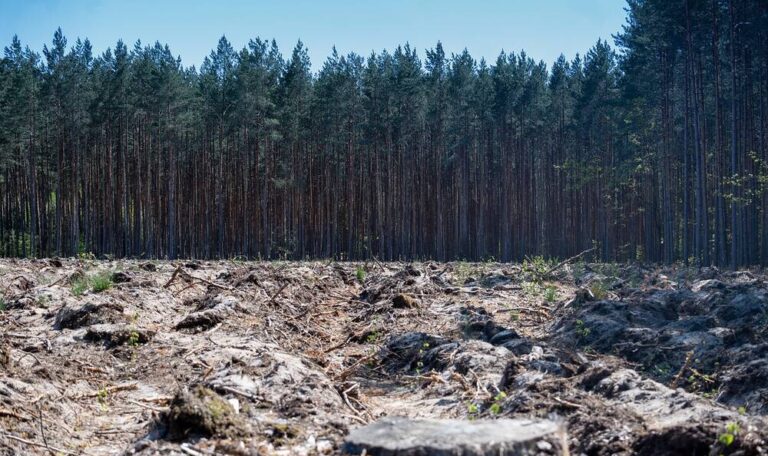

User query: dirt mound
[54,301,126,329]
[166,385,248,440]
[551,275,768,413]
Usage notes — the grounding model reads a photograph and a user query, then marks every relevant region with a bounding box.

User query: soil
[0,259,767,455]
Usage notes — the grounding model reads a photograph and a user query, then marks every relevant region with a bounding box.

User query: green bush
[71,271,113,296]
[90,272,113,293]
[356,266,366,284]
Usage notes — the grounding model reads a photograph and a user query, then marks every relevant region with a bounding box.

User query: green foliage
[128,330,140,347]
[544,286,557,303]
[0,296,6,312]
[97,386,109,411]
[71,271,113,295]
[590,281,608,300]
[355,266,366,284]
[522,280,542,297]
[575,319,591,339]
[489,391,507,415]
[365,331,379,344]
[452,261,474,285]
[71,278,88,296]
[718,422,740,447]
[90,272,113,293]
[522,256,555,281]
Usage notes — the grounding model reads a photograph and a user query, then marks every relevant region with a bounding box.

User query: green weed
[575,319,591,339]
[71,271,114,295]
[356,266,366,284]
[718,422,740,447]
[590,281,608,300]
[489,391,507,415]
[544,286,557,302]
[90,272,112,293]
[71,278,89,296]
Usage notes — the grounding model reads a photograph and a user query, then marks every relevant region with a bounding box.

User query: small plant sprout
[128,330,140,347]
[575,319,591,339]
[90,272,113,293]
[0,296,6,312]
[467,402,479,417]
[590,281,608,300]
[97,386,109,411]
[356,266,366,284]
[544,286,557,302]
[71,278,88,296]
[718,422,740,447]
[365,331,379,344]
[489,391,507,414]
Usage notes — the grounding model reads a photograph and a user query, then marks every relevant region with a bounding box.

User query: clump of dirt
[551,274,768,413]
[166,385,247,440]
[175,294,240,331]
[84,324,155,347]
[54,301,126,329]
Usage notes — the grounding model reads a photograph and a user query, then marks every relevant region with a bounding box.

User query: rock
[392,293,419,309]
[84,324,155,347]
[343,417,567,455]
[166,385,246,440]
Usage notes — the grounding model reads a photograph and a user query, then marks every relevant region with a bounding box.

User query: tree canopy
[1,0,767,265]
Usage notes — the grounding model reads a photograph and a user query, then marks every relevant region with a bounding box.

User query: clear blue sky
[1,0,628,70]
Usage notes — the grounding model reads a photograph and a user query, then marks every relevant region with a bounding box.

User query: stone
[343,416,567,456]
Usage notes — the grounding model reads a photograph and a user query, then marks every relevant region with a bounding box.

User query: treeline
[1,0,767,264]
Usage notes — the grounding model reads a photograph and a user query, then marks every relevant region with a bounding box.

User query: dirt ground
[1,258,767,455]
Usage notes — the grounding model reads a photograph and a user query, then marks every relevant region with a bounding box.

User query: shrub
[90,272,113,293]
[356,266,366,284]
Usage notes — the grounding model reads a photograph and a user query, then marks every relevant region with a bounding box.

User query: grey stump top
[343,416,568,456]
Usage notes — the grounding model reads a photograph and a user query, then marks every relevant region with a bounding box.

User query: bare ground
[1,259,767,455]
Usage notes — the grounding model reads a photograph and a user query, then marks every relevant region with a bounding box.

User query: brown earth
[0,258,767,455]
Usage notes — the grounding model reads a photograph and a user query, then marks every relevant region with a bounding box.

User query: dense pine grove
[1,0,767,265]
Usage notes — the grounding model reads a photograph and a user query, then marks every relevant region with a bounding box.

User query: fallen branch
[267,282,289,305]
[1,433,77,456]
[70,382,138,399]
[553,396,582,409]
[543,247,597,278]
[0,409,28,421]
[163,265,183,288]
[670,351,694,388]
[165,265,233,291]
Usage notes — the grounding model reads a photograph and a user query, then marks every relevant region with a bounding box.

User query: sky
[1,0,628,70]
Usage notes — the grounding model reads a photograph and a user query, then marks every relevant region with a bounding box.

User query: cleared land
[1,259,767,455]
